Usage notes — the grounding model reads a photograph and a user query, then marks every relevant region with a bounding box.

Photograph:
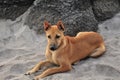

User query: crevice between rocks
[90,0,98,22]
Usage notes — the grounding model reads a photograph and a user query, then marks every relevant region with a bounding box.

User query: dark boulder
[91,0,120,21]
[24,0,120,36]
[0,0,120,36]
[25,0,98,36]
[0,0,35,20]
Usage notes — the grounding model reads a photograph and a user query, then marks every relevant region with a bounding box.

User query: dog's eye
[48,35,51,39]
[56,35,60,39]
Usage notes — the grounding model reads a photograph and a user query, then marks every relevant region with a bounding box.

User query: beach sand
[0,13,120,80]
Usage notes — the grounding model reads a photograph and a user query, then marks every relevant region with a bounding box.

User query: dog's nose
[50,44,57,51]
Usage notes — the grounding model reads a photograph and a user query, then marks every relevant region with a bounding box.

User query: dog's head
[44,20,65,51]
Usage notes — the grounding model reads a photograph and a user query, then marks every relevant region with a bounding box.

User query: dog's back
[64,32,105,64]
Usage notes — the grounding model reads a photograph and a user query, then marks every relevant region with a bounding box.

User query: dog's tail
[90,43,106,57]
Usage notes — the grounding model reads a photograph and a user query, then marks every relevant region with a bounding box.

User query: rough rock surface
[0,0,34,20]
[24,0,120,36]
[0,12,120,80]
[0,0,120,36]
[25,0,97,35]
[25,0,98,36]
[92,0,120,21]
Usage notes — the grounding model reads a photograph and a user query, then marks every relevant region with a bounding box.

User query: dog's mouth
[49,44,58,51]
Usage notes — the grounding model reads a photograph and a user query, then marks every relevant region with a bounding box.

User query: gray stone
[0,0,35,20]
[0,0,120,36]
[25,0,120,36]
[25,0,98,36]
[92,0,120,21]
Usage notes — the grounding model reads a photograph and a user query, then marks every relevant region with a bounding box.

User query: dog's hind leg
[90,43,106,57]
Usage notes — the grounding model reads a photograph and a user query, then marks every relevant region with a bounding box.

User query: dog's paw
[33,75,43,80]
[25,70,34,75]
[33,77,40,80]
[24,72,31,75]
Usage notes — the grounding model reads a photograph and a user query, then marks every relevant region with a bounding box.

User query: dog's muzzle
[50,44,57,51]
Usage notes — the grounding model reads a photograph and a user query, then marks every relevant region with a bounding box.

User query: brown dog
[25,21,106,80]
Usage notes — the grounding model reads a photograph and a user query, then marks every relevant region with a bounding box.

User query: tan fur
[25,21,106,80]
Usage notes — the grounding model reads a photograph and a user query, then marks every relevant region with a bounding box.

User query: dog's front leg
[34,64,72,80]
[25,60,51,75]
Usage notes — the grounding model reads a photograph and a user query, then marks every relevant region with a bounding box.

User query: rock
[91,0,120,21]
[0,0,35,20]
[25,0,120,36]
[25,0,98,36]
[0,0,120,36]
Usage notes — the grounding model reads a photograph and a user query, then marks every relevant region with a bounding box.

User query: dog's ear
[57,21,65,31]
[44,21,51,31]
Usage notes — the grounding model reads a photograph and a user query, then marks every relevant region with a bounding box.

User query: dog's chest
[52,53,58,63]
[48,52,59,65]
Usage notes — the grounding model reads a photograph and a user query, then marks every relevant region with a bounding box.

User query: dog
[25,20,106,80]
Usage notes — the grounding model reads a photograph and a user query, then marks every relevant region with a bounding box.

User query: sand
[0,13,120,80]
